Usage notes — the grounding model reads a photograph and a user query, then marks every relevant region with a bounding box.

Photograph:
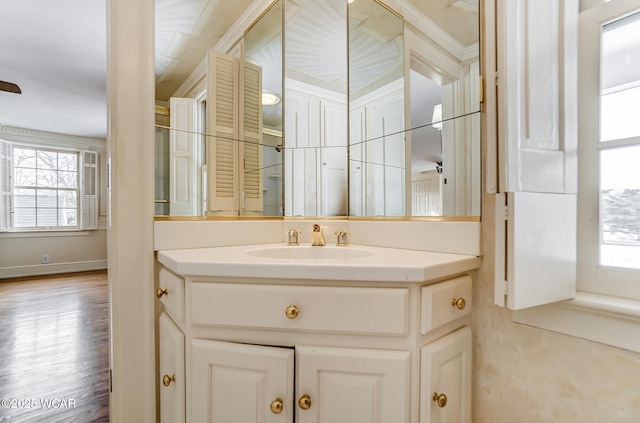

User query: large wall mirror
[154,0,480,218]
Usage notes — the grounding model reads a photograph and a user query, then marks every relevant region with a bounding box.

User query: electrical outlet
[41,255,50,264]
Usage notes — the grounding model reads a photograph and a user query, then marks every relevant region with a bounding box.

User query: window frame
[576,0,640,300]
[512,0,640,353]
[9,144,81,231]
[0,139,98,233]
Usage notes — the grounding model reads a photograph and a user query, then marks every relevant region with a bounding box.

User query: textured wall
[472,195,640,422]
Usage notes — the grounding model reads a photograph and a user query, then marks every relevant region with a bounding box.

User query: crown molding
[385,0,479,64]
[216,0,276,54]
[0,125,105,149]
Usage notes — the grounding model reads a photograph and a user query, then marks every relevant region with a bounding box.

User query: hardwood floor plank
[0,271,109,423]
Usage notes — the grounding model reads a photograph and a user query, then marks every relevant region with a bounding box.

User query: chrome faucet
[287,229,301,246]
[334,230,350,246]
[311,224,326,246]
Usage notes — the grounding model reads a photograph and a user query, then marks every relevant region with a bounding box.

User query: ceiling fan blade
[0,81,22,94]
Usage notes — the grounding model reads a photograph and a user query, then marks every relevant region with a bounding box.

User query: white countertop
[157,243,481,282]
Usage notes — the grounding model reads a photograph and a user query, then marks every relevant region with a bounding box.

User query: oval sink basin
[246,246,373,260]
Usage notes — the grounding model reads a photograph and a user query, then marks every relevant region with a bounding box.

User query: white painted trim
[0,125,106,149]
[349,78,404,111]
[108,0,156,420]
[0,230,91,239]
[385,0,479,63]
[215,0,274,54]
[0,260,108,280]
[285,78,348,104]
[514,292,640,353]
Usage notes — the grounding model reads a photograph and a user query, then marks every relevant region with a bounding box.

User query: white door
[169,97,198,216]
[191,339,294,423]
[319,99,347,216]
[420,327,471,423]
[296,345,409,423]
[159,313,185,423]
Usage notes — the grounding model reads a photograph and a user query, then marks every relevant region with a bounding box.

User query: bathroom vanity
[155,243,480,423]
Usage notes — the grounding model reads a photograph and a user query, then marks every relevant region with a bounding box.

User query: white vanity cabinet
[189,340,409,423]
[159,313,186,423]
[157,272,473,422]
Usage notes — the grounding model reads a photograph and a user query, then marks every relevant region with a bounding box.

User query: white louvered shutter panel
[241,61,263,213]
[0,140,12,231]
[206,50,240,214]
[81,150,98,229]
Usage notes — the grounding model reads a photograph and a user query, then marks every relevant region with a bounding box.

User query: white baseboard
[0,260,108,279]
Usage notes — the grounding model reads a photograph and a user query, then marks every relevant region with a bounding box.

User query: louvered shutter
[241,61,263,213]
[206,50,240,214]
[81,150,98,229]
[0,140,12,231]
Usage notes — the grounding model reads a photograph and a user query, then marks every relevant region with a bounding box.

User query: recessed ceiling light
[262,92,281,106]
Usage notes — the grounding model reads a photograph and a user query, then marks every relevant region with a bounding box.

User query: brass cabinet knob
[285,305,299,319]
[270,398,284,414]
[433,392,447,408]
[298,394,312,410]
[156,288,168,299]
[162,374,176,387]
[451,297,466,310]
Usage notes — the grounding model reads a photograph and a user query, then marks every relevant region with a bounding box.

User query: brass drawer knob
[451,297,466,310]
[433,392,447,408]
[156,288,168,299]
[298,394,311,410]
[162,374,176,387]
[285,305,299,319]
[270,398,284,414]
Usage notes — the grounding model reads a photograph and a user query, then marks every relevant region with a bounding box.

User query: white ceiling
[0,0,108,139]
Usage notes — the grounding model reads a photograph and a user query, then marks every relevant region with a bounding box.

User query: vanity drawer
[421,275,472,335]
[190,283,409,336]
[158,268,185,323]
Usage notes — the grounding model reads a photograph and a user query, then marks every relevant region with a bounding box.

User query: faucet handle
[334,230,350,246]
[287,229,301,246]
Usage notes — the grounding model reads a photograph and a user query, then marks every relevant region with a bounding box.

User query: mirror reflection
[348,0,405,216]
[154,0,480,218]
[244,0,283,216]
[284,0,348,216]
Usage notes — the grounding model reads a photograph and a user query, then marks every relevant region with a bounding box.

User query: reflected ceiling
[154,0,479,102]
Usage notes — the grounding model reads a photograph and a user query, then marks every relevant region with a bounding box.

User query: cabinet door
[191,339,294,423]
[420,326,471,423]
[296,345,409,423]
[159,313,185,423]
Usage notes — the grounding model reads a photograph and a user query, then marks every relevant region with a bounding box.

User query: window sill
[0,230,91,239]
[513,292,640,353]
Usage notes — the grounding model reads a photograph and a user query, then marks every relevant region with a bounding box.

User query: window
[0,141,98,232]
[578,0,640,301]
[504,0,640,354]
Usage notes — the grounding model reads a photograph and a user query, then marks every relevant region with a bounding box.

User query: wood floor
[0,271,109,423]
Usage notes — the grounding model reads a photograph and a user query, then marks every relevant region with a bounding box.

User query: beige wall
[472,195,640,422]
[0,230,107,278]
